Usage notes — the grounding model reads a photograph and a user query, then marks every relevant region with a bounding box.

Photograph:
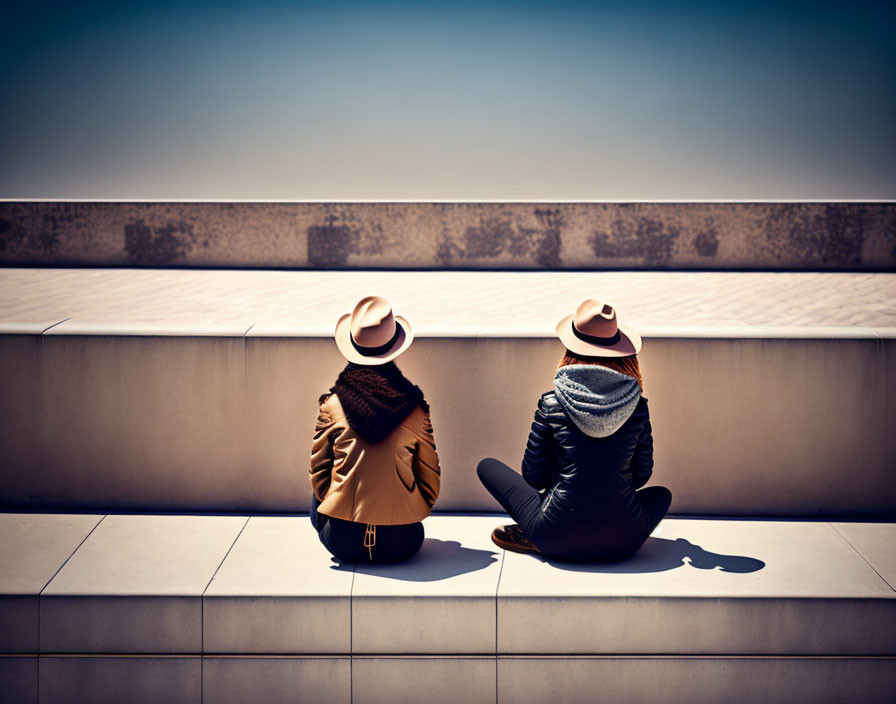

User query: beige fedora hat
[334,295,413,365]
[555,299,641,358]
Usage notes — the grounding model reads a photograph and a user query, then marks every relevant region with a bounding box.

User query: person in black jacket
[477,299,672,562]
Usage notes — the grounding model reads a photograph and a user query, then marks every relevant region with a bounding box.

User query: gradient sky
[1,0,894,199]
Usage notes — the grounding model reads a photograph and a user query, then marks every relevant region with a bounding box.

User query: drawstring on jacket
[363,523,377,560]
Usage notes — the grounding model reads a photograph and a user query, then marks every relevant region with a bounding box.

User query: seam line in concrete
[828,523,895,593]
[200,515,250,701]
[201,516,251,599]
[494,543,505,703]
[38,515,106,596]
[350,567,356,704]
[39,318,69,335]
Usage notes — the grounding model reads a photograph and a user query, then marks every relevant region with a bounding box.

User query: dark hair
[559,349,643,391]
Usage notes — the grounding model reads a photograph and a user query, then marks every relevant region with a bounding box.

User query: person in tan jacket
[309,295,440,562]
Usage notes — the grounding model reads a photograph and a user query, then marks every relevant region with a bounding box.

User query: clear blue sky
[1,0,894,199]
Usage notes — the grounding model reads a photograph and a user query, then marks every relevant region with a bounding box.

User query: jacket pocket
[395,445,417,492]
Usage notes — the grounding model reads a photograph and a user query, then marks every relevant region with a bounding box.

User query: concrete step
[2,269,895,515]
[1,513,894,702]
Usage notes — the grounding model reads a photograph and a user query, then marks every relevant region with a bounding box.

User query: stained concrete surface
[1,202,894,270]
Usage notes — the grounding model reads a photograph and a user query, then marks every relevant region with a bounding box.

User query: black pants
[477,457,671,561]
[310,494,424,563]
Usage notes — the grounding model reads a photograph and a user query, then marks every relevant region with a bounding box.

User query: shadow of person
[543,537,765,574]
[330,538,499,581]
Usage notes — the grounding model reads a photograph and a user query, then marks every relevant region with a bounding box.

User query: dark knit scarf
[330,362,427,443]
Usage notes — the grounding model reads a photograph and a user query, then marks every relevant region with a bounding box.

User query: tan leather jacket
[310,392,440,525]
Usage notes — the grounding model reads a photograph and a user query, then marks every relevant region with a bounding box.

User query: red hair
[559,349,643,391]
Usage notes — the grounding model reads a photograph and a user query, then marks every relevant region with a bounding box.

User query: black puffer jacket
[521,365,654,559]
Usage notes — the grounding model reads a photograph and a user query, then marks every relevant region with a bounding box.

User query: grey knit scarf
[553,364,641,438]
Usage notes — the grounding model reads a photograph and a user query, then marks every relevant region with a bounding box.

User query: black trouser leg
[638,485,672,534]
[309,493,329,533]
[312,492,425,563]
[320,520,425,563]
[477,457,544,538]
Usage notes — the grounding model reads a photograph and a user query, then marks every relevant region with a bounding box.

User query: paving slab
[0,514,101,652]
[498,656,896,704]
[39,656,201,704]
[832,522,896,591]
[40,515,246,653]
[497,519,896,655]
[203,517,354,654]
[202,656,350,704]
[0,269,894,331]
[352,656,496,704]
[351,516,504,654]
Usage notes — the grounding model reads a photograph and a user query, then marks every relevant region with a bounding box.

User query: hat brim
[555,314,642,358]
[334,314,414,365]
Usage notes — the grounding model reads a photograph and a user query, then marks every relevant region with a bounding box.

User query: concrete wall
[1,329,893,516]
[1,202,894,270]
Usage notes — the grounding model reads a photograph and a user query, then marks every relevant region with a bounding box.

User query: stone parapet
[1,201,894,270]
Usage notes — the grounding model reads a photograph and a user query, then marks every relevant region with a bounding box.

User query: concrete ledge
[0,514,101,653]
[1,514,894,701]
[40,515,246,654]
[1,201,894,270]
[203,517,353,654]
[1,331,894,515]
[2,515,895,658]
[498,656,896,704]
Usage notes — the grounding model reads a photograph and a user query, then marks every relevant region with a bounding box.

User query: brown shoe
[491,524,542,555]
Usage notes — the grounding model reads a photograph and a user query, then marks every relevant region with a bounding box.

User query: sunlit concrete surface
[40,515,247,654]
[1,268,894,330]
[204,516,353,654]
[832,523,896,590]
[1,514,894,702]
[1,336,894,515]
[350,516,505,654]
[497,519,896,655]
[0,514,101,652]
[1,269,894,516]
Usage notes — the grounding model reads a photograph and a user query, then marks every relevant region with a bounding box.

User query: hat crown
[573,299,618,338]
[350,296,396,348]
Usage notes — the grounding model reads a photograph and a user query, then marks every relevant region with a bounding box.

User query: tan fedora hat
[334,295,413,365]
[555,299,641,358]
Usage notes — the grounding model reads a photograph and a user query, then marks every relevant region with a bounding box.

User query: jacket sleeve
[309,399,338,502]
[413,410,441,508]
[631,415,654,490]
[521,396,555,491]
